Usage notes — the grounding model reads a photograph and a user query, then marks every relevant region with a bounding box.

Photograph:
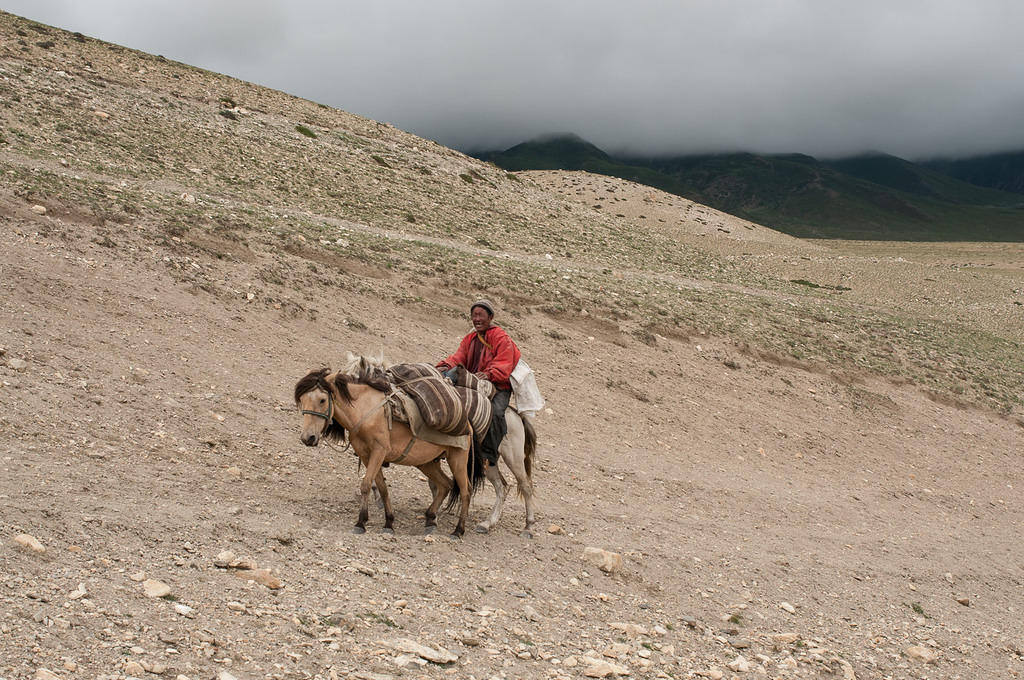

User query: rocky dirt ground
[1,11,1023,680]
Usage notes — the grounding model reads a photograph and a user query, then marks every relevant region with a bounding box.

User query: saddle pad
[454,385,492,442]
[387,363,468,435]
[392,391,470,450]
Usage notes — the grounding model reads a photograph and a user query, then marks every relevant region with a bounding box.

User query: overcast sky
[4,1,1023,159]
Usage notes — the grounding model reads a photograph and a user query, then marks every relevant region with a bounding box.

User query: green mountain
[922,151,1024,195]
[477,136,1024,241]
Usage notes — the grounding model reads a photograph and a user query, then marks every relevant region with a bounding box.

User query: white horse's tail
[521,413,536,485]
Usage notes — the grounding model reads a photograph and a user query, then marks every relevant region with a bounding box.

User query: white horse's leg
[504,413,537,537]
[475,459,508,533]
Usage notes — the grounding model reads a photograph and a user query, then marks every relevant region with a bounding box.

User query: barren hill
[2,11,1023,680]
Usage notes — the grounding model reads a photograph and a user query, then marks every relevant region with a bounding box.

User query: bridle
[301,388,334,432]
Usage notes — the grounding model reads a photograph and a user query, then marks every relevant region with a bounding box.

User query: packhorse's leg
[475,459,508,534]
[447,448,472,538]
[355,441,388,534]
[417,459,451,535]
[374,469,395,533]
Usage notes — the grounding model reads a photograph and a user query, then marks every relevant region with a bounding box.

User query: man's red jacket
[437,325,520,391]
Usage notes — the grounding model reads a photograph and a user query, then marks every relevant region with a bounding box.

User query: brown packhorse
[294,367,484,537]
[342,353,539,537]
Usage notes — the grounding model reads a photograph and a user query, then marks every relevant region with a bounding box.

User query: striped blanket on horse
[386,363,493,440]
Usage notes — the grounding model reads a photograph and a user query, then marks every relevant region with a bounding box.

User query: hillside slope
[2,11,1024,680]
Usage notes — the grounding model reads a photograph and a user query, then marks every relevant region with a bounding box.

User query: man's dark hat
[470,298,495,316]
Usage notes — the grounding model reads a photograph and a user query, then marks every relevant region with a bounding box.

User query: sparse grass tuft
[295,124,316,139]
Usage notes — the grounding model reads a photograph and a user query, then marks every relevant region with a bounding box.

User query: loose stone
[15,533,45,553]
[142,579,171,598]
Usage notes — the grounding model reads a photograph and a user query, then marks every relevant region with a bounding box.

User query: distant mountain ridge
[922,151,1024,195]
[475,136,1024,240]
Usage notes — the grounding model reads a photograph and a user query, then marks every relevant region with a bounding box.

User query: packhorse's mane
[294,355,391,408]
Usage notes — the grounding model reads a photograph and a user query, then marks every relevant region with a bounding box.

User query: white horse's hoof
[520,529,535,539]
[352,526,366,535]
[474,525,490,534]
[382,527,395,535]
[424,526,436,535]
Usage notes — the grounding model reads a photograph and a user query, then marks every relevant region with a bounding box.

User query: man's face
[471,306,492,332]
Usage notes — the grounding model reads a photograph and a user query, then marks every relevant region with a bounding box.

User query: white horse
[343,353,538,537]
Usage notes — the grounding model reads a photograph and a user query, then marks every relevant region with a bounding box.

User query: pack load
[386,363,468,436]
[447,366,494,440]
[510,359,545,416]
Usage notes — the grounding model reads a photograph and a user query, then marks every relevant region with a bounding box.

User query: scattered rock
[728,655,751,672]
[381,638,457,664]
[522,604,542,621]
[608,622,646,636]
[249,568,282,589]
[956,595,970,606]
[706,670,724,680]
[583,656,630,677]
[352,561,375,576]
[602,642,630,659]
[173,603,196,618]
[31,204,47,214]
[583,546,623,573]
[214,550,237,567]
[729,637,751,649]
[779,601,796,614]
[905,645,939,663]
[93,110,109,120]
[547,524,565,535]
[7,358,28,372]
[35,669,61,680]
[15,533,45,553]
[67,583,87,600]
[142,579,171,598]
[770,632,800,645]
[124,661,145,676]
[837,657,857,679]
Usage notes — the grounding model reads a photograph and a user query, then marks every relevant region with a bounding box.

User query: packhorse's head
[293,368,345,447]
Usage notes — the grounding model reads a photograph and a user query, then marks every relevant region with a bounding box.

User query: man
[437,299,520,465]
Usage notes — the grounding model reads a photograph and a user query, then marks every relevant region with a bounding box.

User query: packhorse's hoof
[352,526,366,535]
[423,525,436,536]
[382,527,395,535]
[474,525,490,534]
[520,529,535,539]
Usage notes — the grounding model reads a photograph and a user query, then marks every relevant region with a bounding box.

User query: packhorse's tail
[443,429,487,513]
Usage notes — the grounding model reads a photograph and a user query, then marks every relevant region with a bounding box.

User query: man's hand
[474,371,489,380]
